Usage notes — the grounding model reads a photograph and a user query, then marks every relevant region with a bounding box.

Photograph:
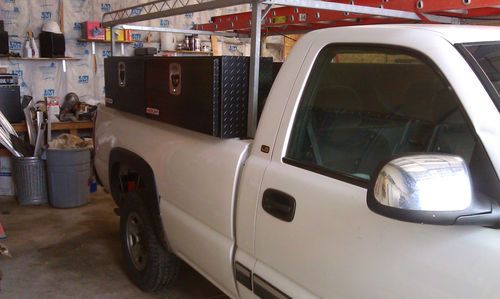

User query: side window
[285,45,476,182]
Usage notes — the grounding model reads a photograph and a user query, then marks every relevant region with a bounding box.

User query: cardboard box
[81,21,105,40]
[0,157,15,196]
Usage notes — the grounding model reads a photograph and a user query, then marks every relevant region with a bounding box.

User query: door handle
[262,189,296,222]
[118,62,126,87]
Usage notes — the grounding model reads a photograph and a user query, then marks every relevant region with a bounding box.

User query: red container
[81,21,105,40]
[0,221,6,239]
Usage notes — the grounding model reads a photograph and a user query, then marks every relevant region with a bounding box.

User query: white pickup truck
[94,24,500,298]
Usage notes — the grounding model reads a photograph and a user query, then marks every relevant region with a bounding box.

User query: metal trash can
[46,148,91,208]
[12,157,48,205]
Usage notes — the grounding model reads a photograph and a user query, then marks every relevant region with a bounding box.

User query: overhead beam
[102,0,255,27]
[258,17,413,35]
[119,24,244,37]
[262,0,422,20]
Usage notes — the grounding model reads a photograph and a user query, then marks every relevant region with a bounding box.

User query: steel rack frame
[102,0,500,137]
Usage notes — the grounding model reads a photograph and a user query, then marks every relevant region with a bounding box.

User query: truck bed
[94,105,251,294]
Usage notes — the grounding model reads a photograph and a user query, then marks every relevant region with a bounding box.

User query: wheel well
[109,148,169,249]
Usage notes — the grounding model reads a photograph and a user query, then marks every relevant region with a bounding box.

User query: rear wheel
[120,192,179,292]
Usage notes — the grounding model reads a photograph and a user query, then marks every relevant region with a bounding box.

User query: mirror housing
[367,154,500,226]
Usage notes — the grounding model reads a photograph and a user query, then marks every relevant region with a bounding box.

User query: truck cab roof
[312,24,500,44]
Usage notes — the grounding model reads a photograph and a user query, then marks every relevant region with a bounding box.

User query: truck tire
[120,192,179,292]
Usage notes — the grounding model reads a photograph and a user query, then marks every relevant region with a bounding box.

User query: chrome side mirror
[367,154,499,226]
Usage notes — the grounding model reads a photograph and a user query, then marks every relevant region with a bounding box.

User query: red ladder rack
[195,0,500,34]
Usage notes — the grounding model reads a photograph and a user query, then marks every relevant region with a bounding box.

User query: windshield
[462,42,500,111]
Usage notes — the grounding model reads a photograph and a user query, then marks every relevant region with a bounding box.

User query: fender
[108,147,169,248]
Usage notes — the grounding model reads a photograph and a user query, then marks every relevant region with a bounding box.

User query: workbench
[0,121,93,156]
[11,121,93,136]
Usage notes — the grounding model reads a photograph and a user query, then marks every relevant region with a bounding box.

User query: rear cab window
[459,42,500,112]
[284,44,499,200]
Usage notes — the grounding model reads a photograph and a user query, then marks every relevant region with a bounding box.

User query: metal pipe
[23,107,35,145]
[34,123,45,158]
[0,128,21,157]
[262,2,275,19]
[36,111,44,130]
[247,0,262,138]
[111,26,117,56]
[47,109,52,143]
[119,24,245,38]
[422,13,462,24]
[0,110,18,137]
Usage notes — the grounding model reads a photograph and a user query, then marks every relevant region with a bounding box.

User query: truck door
[251,44,500,298]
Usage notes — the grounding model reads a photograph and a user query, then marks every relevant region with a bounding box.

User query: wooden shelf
[160,50,212,56]
[163,50,212,54]
[0,57,79,61]
[0,121,93,156]
[12,121,93,135]
[78,38,134,44]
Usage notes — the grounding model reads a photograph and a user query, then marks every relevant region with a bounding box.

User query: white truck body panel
[94,107,249,296]
[256,165,500,298]
[252,25,500,298]
[393,24,500,44]
[234,25,315,259]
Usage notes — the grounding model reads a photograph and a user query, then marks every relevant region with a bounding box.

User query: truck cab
[237,24,500,298]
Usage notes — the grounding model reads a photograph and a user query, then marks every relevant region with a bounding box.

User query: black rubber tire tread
[120,192,179,292]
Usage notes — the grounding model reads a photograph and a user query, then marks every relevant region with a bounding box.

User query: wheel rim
[126,211,148,271]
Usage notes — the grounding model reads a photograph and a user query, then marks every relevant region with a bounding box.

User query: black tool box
[104,57,147,116]
[105,56,275,138]
[0,74,22,123]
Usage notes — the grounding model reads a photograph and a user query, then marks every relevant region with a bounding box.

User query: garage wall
[0,0,276,105]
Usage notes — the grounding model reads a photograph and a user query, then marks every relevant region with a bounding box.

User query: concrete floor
[0,190,228,299]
